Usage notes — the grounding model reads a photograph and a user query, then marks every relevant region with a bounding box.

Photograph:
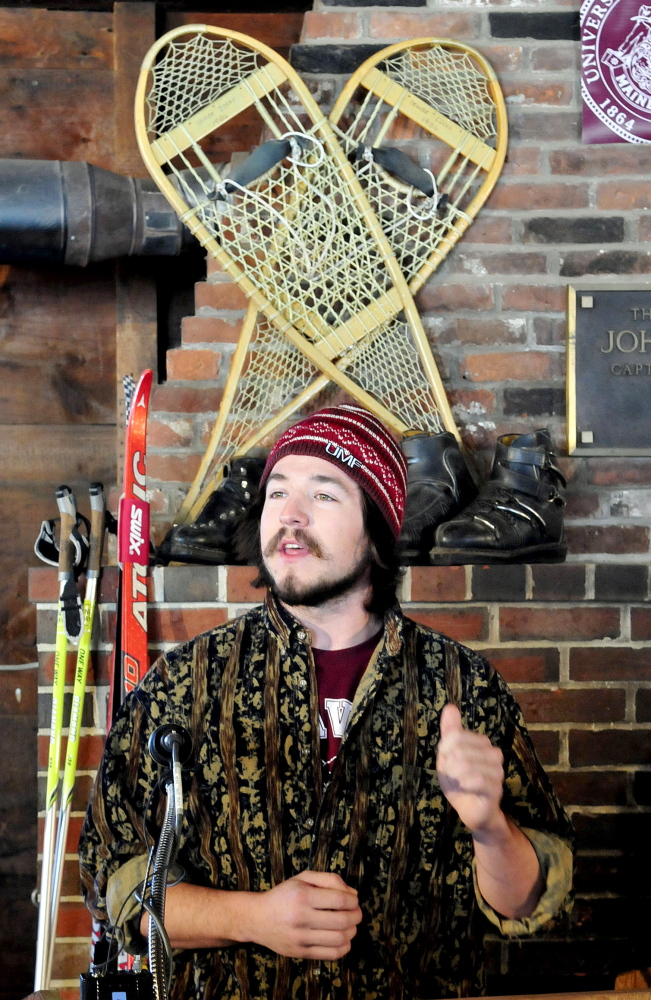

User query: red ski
[113,369,153,717]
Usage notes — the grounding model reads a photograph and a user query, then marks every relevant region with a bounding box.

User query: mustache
[263,527,324,559]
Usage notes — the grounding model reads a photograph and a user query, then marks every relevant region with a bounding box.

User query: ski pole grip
[56,485,77,576]
[87,482,106,576]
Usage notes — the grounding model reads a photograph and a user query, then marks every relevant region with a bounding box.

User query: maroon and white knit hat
[260,405,408,537]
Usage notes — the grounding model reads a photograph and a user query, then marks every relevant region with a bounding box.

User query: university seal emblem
[582,0,651,143]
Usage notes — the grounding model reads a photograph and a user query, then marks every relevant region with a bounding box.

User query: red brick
[500,606,620,641]
[148,607,227,644]
[226,565,262,603]
[502,81,573,106]
[416,282,494,313]
[182,315,242,344]
[166,348,221,382]
[549,770,627,807]
[564,492,600,517]
[482,647,559,683]
[529,729,559,765]
[570,729,651,767]
[598,181,651,210]
[461,216,512,244]
[196,280,249,311]
[487,183,589,211]
[448,388,497,418]
[406,607,488,642]
[501,145,542,177]
[409,566,466,603]
[631,607,651,640]
[478,44,523,73]
[565,525,649,555]
[51,941,90,981]
[150,384,223,414]
[551,146,651,175]
[638,216,651,242]
[146,453,202,485]
[531,46,579,72]
[301,11,362,39]
[509,110,579,142]
[587,459,651,486]
[571,646,651,681]
[147,417,193,449]
[369,12,478,39]
[56,901,93,938]
[502,284,566,311]
[533,316,565,346]
[462,351,559,383]
[515,687,626,724]
[60,989,82,1000]
[447,251,546,276]
[562,249,651,277]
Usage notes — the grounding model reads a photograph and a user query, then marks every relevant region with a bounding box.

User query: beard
[259,528,371,608]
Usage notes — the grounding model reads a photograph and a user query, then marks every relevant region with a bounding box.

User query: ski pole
[46,482,106,984]
[34,485,79,991]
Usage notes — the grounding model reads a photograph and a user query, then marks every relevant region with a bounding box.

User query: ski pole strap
[34,512,90,569]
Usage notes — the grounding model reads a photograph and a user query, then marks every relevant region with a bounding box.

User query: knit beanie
[260,405,407,538]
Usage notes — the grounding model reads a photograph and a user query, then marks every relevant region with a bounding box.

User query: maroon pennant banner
[582,0,651,143]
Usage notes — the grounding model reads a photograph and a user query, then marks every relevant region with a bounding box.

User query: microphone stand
[145,725,193,1000]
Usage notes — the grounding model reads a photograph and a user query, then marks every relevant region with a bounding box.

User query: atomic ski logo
[582,0,651,142]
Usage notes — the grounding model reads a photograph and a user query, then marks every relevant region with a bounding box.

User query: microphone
[148,725,193,837]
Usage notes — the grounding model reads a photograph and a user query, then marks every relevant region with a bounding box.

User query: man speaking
[79,404,573,1000]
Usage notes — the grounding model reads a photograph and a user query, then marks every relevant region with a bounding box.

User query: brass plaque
[567,282,651,455]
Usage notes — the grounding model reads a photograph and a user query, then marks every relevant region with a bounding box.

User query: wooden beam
[113,1,156,176]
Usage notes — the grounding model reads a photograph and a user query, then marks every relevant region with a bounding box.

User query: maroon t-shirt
[314,630,382,773]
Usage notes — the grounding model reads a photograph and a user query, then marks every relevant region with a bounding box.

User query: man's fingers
[440,703,463,738]
[295,870,357,893]
[302,884,362,914]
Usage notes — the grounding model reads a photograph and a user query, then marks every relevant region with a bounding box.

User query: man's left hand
[436,703,505,836]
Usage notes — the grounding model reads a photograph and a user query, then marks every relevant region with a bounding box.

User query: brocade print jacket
[79,596,574,1000]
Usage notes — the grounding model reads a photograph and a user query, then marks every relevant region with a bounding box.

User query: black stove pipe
[0,159,197,266]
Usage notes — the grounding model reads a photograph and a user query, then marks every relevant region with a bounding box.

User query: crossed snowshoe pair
[399,428,566,565]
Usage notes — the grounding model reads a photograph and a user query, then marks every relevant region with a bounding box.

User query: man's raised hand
[436,703,506,837]
[245,870,362,960]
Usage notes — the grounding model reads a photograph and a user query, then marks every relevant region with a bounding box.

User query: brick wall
[30,561,651,993]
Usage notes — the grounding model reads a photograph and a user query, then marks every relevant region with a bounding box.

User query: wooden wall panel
[0,70,114,165]
[0,265,116,425]
[0,9,113,68]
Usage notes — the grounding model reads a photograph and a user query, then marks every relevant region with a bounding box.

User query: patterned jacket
[79,595,574,1000]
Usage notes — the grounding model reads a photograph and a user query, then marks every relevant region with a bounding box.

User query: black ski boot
[157,457,266,565]
[430,429,566,564]
[398,431,478,564]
